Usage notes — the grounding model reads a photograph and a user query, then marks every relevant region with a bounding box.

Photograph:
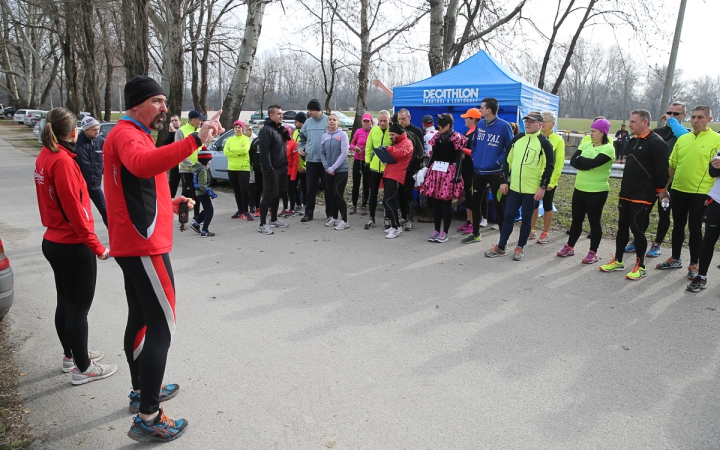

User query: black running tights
[615,199,650,267]
[568,189,608,252]
[433,198,453,233]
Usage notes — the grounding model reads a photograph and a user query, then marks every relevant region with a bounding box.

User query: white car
[23,110,44,127]
[13,109,27,124]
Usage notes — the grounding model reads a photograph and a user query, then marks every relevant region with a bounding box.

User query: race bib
[432,161,449,173]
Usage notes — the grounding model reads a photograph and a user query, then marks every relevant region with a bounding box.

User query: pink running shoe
[582,250,598,264]
[557,244,575,257]
[456,222,470,232]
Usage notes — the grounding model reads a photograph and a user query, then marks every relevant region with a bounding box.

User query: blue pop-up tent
[392,50,560,134]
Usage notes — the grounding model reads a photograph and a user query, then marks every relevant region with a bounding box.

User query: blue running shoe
[129,384,181,414]
[127,407,188,442]
[646,242,661,258]
[624,240,635,253]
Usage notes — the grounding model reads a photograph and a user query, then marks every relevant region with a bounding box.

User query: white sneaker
[334,220,350,230]
[62,350,105,373]
[386,227,400,239]
[491,224,499,230]
[325,218,338,227]
[480,218,488,227]
[71,360,118,385]
[404,220,413,231]
[269,219,288,228]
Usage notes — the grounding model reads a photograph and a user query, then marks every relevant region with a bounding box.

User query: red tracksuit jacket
[34,144,106,256]
[103,119,199,257]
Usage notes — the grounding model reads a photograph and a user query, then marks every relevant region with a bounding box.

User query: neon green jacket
[178,122,201,172]
[365,126,391,172]
[502,131,556,194]
[293,129,306,171]
[546,132,565,188]
[669,128,720,194]
[224,134,251,171]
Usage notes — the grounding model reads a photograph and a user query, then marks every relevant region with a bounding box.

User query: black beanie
[294,112,307,124]
[389,122,405,134]
[307,99,322,111]
[124,75,166,109]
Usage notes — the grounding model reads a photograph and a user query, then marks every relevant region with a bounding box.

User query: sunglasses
[666,111,684,116]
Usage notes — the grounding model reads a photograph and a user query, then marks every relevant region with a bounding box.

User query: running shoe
[349,206,356,215]
[301,215,313,222]
[189,222,201,234]
[599,256,624,272]
[656,257,682,270]
[128,384,181,414]
[334,220,350,230]
[200,231,215,237]
[480,218,488,227]
[457,223,470,232]
[461,233,482,244]
[258,224,274,235]
[687,276,708,292]
[646,242,661,257]
[528,230,537,240]
[463,226,473,235]
[254,210,260,217]
[512,247,524,261]
[687,263,699,280]
[404,220,413,231]
[537,232,550,244]
[177,223,186,232]
[485,245,506,258]
[436,231,449,243]
[384,218,391,230]
[286,210,296,218]
[127,407,188,442]
[62,350,105,373]
[71,360,118,385]
[325,218,338,227]
[361,207,368,215]
[279,209,289,218]
[269,219,288,228]
[626,258,647,281]
[386,228,400,239]
[582,250,598,264]
[364,219,375,230]
[556,244,575,257]
[243,212,254,221]
[491,224,499,230]
[231,212,241,219]
[624,240,635,253]
[428,230,440,242]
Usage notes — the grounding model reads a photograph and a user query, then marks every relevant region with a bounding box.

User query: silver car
[23,110,45,127]
[0,238,14,322]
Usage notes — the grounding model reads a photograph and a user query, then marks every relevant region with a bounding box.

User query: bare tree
[122,0,150,78]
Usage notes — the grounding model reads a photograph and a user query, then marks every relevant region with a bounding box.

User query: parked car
[206,129,235,185]
[0,238,14,322]
[250,110,268,121]
[26,111,46,128]
[3,106,16,118]
[282,110,298,121]
[332,111,353,128]
[23,110,45,127]
[98,122,116,138]
[13,109,27,124]
[33,120,42,139]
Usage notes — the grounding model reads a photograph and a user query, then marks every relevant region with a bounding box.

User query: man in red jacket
[103,75,223,442]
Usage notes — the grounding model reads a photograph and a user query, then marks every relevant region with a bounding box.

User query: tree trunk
[427,0,444,76]
[122,0,150,79]
[100,23,113,120]
[538,0,576,90]
[351,0,370,134]
[550,0,597,95]
[220,0,266,129]
[79,0,102,118]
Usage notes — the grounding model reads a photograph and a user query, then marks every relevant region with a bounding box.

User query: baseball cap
[421,115,434,124]
[522,112,543,122]
[80,116,100,130]
[188,110,207,120]
[361,113,373,121]
[460,108,482,119]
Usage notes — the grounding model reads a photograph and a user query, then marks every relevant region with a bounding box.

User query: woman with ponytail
[34,107,117,385]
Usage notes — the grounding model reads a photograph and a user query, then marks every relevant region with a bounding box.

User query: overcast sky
[256,0,720,84]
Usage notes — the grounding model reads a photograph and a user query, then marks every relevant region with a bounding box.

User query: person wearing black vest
[396,109,424,231]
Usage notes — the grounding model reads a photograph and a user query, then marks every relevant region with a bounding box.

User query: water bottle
[661,197,670,210]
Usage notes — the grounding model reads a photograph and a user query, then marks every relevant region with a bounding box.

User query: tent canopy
[392,50,560,133]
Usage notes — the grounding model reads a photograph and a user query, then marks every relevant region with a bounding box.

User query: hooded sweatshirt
[321,128,349,173]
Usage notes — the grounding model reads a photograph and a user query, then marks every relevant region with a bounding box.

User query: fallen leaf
[108,426,115,431]
[622,346,629,351]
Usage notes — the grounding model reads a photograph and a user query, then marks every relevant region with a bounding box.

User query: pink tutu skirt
[420,162,464,201]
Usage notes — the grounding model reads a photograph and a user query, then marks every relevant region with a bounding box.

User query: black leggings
[567,189,608,252]
[42,240,97,373]
[195,194,214,232]
[670,189,707,263]
[116,254,175,415]
[326,171,348,221]
[399,167,418,222]
[253,169,263,210]
[615,199,650,266]
[648,197,672,244]
[699,200,720,277]
[368,170,383,220]
[281,179,298,211]
[227,170,250,213]
[471,173,505,234]
[180,173,200,217]
[433,198,453,233]
[351,159,368,208]
[384,178,401,228]
[461,169,473,213]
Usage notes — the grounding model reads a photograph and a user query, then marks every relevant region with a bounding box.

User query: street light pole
[657,0,687,128]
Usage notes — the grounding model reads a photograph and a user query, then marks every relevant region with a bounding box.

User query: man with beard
[103,75,223,442]
[257,104,290,235]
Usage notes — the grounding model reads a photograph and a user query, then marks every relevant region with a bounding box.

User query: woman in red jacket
[383,122,414,239]
[34,107,117,385]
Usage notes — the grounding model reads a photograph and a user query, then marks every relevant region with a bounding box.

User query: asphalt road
[2,136,720,449]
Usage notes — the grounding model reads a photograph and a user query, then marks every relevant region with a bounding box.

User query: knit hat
[81,116,100,130]
[124,75,166,109]
[188,110,207,120]
[389,122,405,134]
[307,99,322,111]
[233,120,245,130]
[294,112,307,124]
[361,113,373,121]
[591,118,611,135]
[197,149,212,162]
[421,115,434,124]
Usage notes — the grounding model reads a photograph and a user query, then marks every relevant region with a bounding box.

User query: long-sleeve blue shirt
[470,117,514,175]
